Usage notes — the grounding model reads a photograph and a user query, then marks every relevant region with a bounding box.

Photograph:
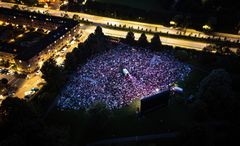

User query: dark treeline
[65,0,240,33]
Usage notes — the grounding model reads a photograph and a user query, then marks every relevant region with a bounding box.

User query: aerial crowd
[57,44,191,110]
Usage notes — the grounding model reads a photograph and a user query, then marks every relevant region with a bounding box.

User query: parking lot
[0,66,45,101]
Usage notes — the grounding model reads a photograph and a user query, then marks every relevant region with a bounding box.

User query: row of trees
[123,31,162,50]
[64,26,110,71]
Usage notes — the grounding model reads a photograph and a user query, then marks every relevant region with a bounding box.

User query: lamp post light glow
[170,21,177,26]
[203,24,211,30]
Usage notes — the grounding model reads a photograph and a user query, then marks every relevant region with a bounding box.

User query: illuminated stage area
[58,44,191,110]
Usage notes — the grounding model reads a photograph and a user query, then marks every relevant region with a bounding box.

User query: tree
[40,59,62,85]
[87,27,109,54]
[174,0,203,13]
[86,33,107,54]
[138,33,148,47]
[0,96,36,145]
[1,78,8,85]
[0,96,37,126]
[72,14,80,21]
[236,48,240,56]
[3,60,10,68]
[21,0,38,6]
[63,13,69,18]
[235,22,240,34]
[0,97,69,146]
[94,26,104,37]
[64,51,78,71]
[76,44,91,64]
[194,69,238,120]
[12,4,20,10]
[174,49,189,61]
[222,46,231,55]
[171,15,184,27]
[125,31,135,45]
[150,33,162,50]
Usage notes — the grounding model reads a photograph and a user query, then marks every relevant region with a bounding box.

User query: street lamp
[170,21,177,26]
[202,24,211,30]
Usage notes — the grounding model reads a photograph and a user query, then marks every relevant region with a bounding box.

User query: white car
[24,91,35,96]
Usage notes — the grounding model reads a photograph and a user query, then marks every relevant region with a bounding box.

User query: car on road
[24,91,34,96]
[6,70,15,76]
[35,70,42,76]
[0,68,8,74]
[31,88,39,92]
[62,47,67,51]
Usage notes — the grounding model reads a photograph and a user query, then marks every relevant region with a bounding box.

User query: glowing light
[202,25,211,30]
[17,34,24,38]
[44,4,48,8]
[170,21,177,26]
[82,0,87,5]
[38,61,43,67]
[9,39,15,43]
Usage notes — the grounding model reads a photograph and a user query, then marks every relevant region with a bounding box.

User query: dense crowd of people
[57,44,191,110]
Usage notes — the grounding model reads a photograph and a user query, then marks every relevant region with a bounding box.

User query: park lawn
[46,99,193,142]
[45,66,206,144]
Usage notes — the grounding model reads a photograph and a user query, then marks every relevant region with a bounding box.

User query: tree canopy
[40,59,62,85]
[94,26,104,37]
[0,96,69,146]
[150,33,162,50]
[194,69,239,120]
[0,96,36,124]
[138,33,148,47]
[1,78,8,85]
[20,0,38,6]
[125,31,135,45]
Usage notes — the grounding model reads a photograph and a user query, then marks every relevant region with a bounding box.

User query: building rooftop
[0,7,79,61]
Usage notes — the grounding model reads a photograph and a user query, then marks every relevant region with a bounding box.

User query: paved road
[15,74,44,98]
[0,2,239,50]
[83,25,209,50]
